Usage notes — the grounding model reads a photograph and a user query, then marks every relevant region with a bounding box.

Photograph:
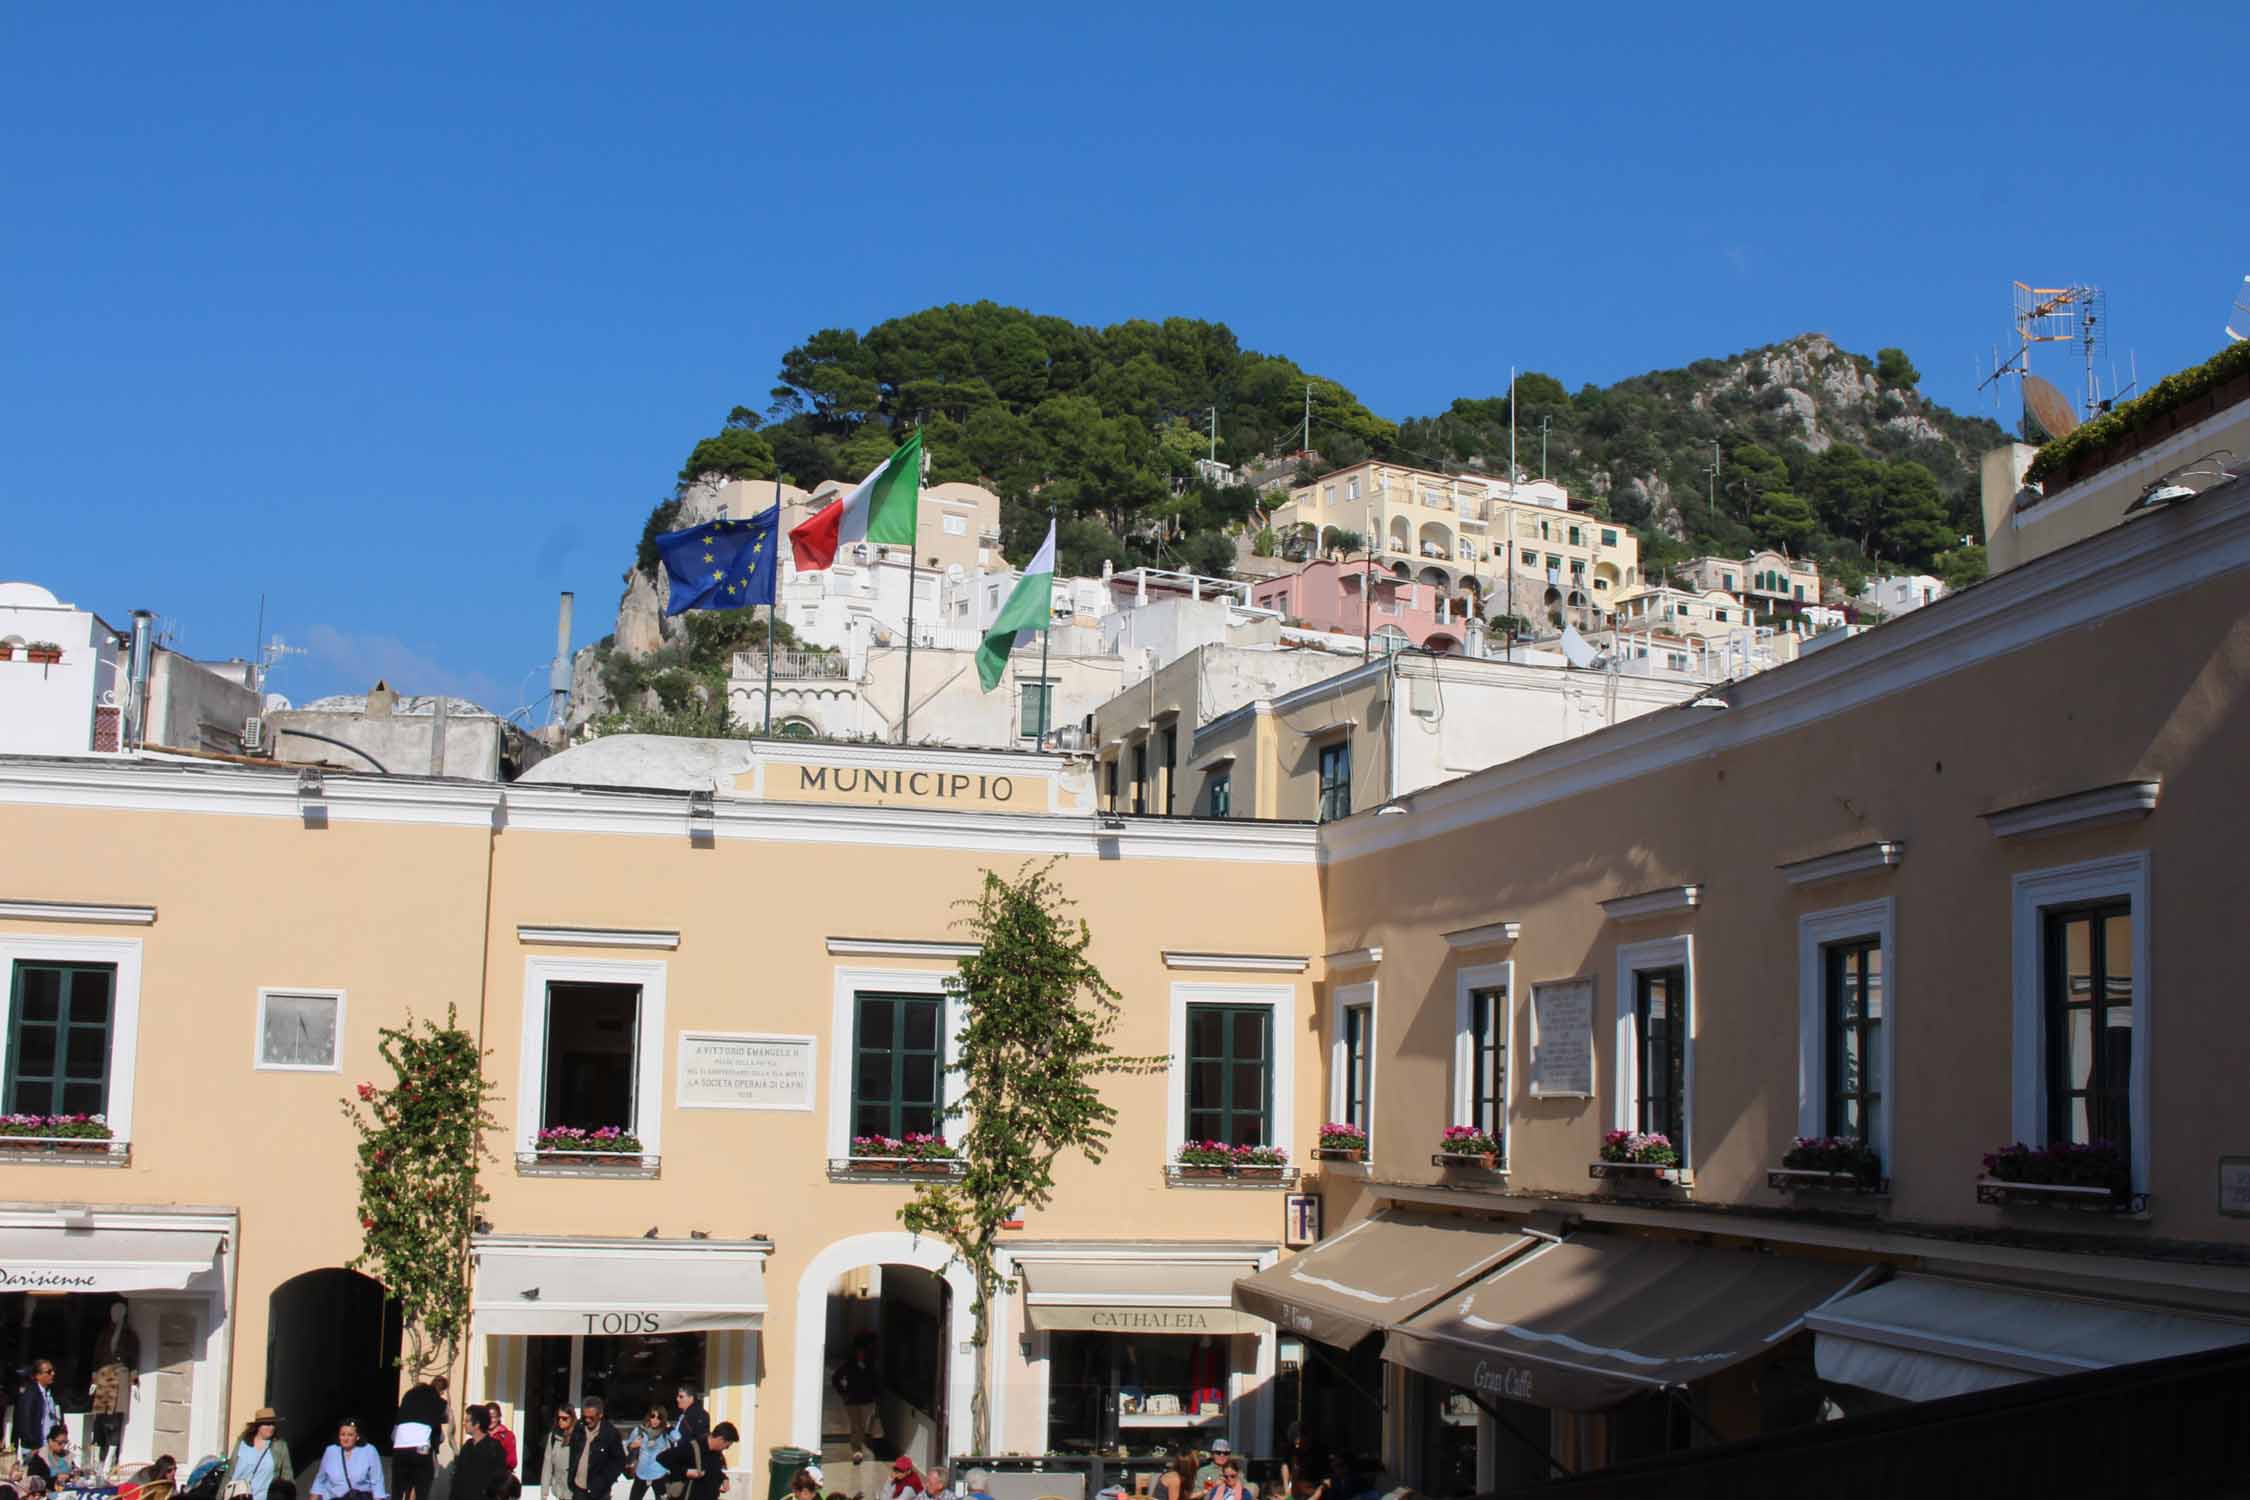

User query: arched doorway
[267,1270,401,1471]
[794,1234,975,1483]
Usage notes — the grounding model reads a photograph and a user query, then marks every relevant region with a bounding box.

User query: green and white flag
[976,519,1056,691]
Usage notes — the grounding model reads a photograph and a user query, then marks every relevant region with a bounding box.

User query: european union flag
[653,509,780,616]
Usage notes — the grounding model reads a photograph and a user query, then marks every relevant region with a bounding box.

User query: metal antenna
[1705,444,1721,519]
[1208,405,1217,463]
[1538,415,1552,480]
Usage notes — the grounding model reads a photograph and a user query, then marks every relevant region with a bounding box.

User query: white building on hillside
[1858,572,1948,617]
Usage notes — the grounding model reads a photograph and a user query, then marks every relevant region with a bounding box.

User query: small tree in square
[342,1007,498,1377]
[899,861,1157,1456]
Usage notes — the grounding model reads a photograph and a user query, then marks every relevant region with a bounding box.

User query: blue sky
[5,3,2244,712]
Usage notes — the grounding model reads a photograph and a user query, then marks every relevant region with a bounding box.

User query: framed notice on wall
[1285,1193,1323,1247]
[676,1031,817,1111]
[1529,978,1596,1098]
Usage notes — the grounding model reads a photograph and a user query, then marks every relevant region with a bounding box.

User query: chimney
[367,680,396,718]
[429,692,449,778]
[123,610,156,748]
[549,591,575,729]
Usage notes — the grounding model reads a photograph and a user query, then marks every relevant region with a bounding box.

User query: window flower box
[1771,1136,1886,1193]
[533,1125,644,1162]
[1594,1130,1686,1185]
[1978,1141,2137,1212]
[25,641,62,666]
[1167,1142,1298,1187]
[1315,1124,1367,1163]
[0,1113,113,1148]
[0,643,13,662]
[1434,1126,1500,1167]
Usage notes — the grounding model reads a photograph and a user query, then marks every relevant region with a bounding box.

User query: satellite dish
[2024,375,2079,440]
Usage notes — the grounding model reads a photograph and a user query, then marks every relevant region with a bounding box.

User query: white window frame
[1451,960,1514,1166]
[2010,853,2151,1192]
[1794,900,1894,1167]
[942,513,968,536]
[826,965,961,1159]
[1017,678,1056,741]
[1167,981,1295,1157]
[515,956,668,1158]
[253,986,347,1073]
[1328,981,1377,1157]
[0,935,142,1143]
[1612,935,1694,1162]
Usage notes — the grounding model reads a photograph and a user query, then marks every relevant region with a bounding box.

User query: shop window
[256,988,344,1072]
[1186,1004,1272,1147]
[1046,1331,1229,1454]
[582,1331,708,1428]
[6,962,114,1118]
[853,993,944,1140]
[1633,967,1685,1142]
[1019,681,1054,741]
[541,982,641,1134]
[2045,903,2133,1154]
[1207,772,1230,820]
[1317,741,1351,823]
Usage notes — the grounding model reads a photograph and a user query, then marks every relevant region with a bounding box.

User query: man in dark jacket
[830,1343,880,1463]
[567,1396,627,1500]
[448,1403,509,1500]
[655,1421,735,1500]
[13,1361,58,1464]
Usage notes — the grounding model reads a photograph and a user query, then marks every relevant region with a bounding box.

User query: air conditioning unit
[241,715,266,752]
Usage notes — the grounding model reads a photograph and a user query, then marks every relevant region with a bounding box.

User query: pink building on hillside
[1250,559,1468,652]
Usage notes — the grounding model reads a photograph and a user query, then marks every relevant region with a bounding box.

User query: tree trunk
[970,1284,992,1458]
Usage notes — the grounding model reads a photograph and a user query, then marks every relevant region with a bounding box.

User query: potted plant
[1593,1130,1682,1181]
[1232,1144,1290,1180]
[849,1134,907,1171]
[1775,1135,1883,1188]
[25,641,62,666]
[0,1112,113,1152]
[1435,1125,1501,1168]
[0,641,14,662]
[901,1132,961,1174]
[1174,1140,1235,1179]
[534,1124,645,1163]
[1314,1122,1368,1163]
[1980,1139,2130,1207]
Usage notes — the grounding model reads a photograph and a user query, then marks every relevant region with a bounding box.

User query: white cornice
[1600,885,1700,921]
[0,760,502,828]
[1442,920,1521,949]
[1323,947,1382,969]
[1983,780,2161,840]
[0,899,155,926]
[517,925,680,950]
[824,938,980,960]
[1776,841,1905,887]
[1321,483,2250,862]
[1162,951,1311,973]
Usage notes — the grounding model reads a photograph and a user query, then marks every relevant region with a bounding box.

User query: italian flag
[977,519,1057,692]
[788,430,922,571]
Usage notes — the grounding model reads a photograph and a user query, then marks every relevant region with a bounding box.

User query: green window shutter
[6,962,116,1119]
[851,993,944,1143]
[1184,1003,1273,1147]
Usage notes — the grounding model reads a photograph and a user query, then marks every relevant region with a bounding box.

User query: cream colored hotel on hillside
[5,423,2250,1491]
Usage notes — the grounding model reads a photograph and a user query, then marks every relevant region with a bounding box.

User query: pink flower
[356,1083,377,1101]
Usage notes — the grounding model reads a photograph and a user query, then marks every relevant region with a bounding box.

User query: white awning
[1808,1275,2250,1404]
[0,1227,223,1293]
[1024,1258,1267,1335]
[472,1239,767,1337]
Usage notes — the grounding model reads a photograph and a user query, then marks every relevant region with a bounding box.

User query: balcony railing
[516,1149,660,1179]
[1164,1162,1300,1190]
[0,1137,130,1167]
[827,1155,969,1183]
[737,651,849,680]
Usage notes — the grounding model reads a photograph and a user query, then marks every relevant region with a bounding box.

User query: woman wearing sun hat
[228,1409,293,1500]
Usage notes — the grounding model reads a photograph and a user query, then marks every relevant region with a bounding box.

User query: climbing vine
[342,1008,498,1376]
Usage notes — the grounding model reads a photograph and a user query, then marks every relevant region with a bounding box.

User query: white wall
[1391,658,1703,791]
[0,584,110,754]
[733,648,1133,748]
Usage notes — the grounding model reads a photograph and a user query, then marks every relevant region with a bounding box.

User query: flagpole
[1035,507,1055,748]
[899,439,920,744]
[764,474,779,736]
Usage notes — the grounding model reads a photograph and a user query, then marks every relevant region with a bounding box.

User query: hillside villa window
[1347,477,1360,500]
[1825,939,1882,1143]
[853,992,944,1142]
[6,961,114,1118]
[1207,771,1231,819]
[1185,1003,1272,1147]
[1602,529,1619,547]
[1019,680,1054,741]
[1317,741,1351,822]
[2046,903,2132,1155]
[1723,572,1736,590]
[1568,526,1581,545]
[1324,484,1336,506]
[943,513,967,535]
[541,981,641,1135]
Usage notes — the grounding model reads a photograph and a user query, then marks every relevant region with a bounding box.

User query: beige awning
[1232,1211,1539,1349]
[472,1237,767,1336]
[1384,1235,1877,1411]
[1023,1258,1266,1335]
[0,1227,223,1294]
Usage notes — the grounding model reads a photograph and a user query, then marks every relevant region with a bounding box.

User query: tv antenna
[2229,275,2250,343]
[1977,281,2108,438]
